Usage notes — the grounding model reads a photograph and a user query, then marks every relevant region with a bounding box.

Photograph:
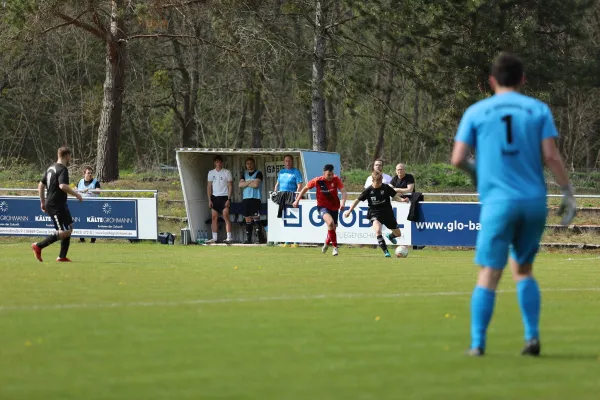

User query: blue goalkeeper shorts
[475,199,547,269]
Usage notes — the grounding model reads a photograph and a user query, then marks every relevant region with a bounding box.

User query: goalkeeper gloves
[557,183,576,225]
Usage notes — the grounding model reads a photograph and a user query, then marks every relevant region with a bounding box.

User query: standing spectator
[239,157,263,244]
[293,164,347,256]
[31,146,83,262]
[390,163,415,198]
[273,154,303,247]
[77,166,101,243]
[364,159,393,188]
[207,155,233,244]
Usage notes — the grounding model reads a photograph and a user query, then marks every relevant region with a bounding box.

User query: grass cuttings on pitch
[1,244,599,400]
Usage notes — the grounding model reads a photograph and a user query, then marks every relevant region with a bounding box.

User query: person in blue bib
[451,53,577,357]
[77,166,101,243]
[273,155,303,247]
[239,157,264,244]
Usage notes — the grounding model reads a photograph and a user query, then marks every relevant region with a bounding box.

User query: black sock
[37,234,59,249]
[59,236,71,258]
[377,235,388,253]
[388,232,396,239]
[246,222,253,241]
[253,221,262,242]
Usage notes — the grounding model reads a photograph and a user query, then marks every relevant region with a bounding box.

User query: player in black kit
[344,171,408,257]
[31,147,83,262]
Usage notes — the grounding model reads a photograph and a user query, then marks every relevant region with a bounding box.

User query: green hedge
[343,164,474,189]
[342,164,600,192]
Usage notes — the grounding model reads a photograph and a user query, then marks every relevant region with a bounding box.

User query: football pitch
[1,244,599,400]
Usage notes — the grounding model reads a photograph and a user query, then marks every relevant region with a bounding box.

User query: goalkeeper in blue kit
[451,53,577,356]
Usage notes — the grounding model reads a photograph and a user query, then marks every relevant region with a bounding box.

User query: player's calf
[244,221,253,244]
[377,235,388,255]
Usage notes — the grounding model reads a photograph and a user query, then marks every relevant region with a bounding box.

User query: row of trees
[1,0,599,181]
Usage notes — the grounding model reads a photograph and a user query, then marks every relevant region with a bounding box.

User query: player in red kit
[293,164,347,256]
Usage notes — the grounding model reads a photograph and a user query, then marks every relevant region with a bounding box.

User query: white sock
[227,232,232,239]
[212,232,218,241]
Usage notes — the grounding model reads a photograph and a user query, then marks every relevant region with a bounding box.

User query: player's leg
[57,209,74,261]
[253,217,262,243]
[383,213,400,245]
[32,211,61,261]
[510,202,546,356]
[242,199,253,244]
[223,205,233,244]
[320,210,338,255]
[244,216,253,243]
[252,200,263,244]
[319,208,331,253]
[208,206,219,244]
[468,204,515,355]
[328,210,340,255]
[372,219,390,257]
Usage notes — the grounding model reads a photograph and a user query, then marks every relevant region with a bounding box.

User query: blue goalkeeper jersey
[455,91,559,204]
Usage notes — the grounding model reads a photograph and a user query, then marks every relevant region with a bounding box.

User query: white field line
[1,287,599,312]
[565,257,600,261]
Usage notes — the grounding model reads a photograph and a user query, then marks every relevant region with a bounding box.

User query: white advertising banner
[267,199,411,245]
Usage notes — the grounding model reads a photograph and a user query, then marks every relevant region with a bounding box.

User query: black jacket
[272,191,297,218]
[407,192,424,221]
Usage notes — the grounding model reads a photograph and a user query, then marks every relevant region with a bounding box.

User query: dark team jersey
[358,184,397,213]
[40,163,69,212]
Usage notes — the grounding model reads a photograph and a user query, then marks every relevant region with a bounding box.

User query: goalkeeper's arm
[450,141,477,187]
[542,137,576,225]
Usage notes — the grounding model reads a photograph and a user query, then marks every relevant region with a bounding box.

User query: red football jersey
[306,175,344,210]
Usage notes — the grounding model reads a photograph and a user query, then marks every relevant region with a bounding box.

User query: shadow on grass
[538,353,600,361]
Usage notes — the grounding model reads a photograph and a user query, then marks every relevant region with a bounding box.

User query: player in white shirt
[207,155,233,244]
[364,158,392,188]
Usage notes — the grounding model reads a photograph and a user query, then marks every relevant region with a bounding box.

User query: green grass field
[1,243,599,400]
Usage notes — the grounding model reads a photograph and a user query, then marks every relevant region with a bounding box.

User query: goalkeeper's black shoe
[520,339,541,356]
[466,347,485,357]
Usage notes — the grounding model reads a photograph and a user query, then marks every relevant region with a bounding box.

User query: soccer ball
[395,245,409,258]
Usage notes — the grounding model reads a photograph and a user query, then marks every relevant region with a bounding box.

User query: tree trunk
[307,108,313,149]
[127,115,144,170]
[96,0,126,182]
[170,20,200,148]
[250,83,263,148]
[373,45,396,161]
[233,97,248,148]
[326,98,337,152]
[413,88,420,130]
[311,0,327,151]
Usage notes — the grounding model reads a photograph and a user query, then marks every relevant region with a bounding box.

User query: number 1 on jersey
[501,115,513,144]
